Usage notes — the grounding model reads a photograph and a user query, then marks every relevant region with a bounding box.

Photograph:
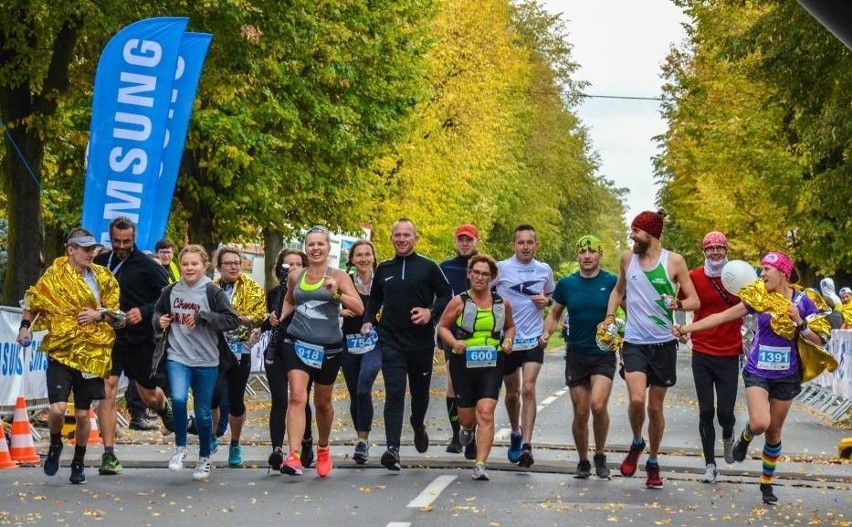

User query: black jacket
[364,252,451,353]
[95,246,170,345]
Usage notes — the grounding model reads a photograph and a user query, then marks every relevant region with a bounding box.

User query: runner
[361,218,452,471]
[154,238,180,283]
[494,224,555,468]
[153,245,240,481]
[341,240,381,464]
[279,226,363,477]
[437,254,515,481]
[600,209,699,489]
[541,235,617,479]
[681,231,742,483]
[439,224,480,459]
[212,247,267,467]
[674,251,823,504]
[18,228,121,484]
[93,217,173,476]
[257,249,315,471]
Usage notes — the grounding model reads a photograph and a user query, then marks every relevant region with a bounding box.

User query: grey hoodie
[152,276,239,368]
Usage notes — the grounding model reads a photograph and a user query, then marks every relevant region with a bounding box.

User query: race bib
[756,344,791,371]
[466,346,497,368]
[228,341,242,356]
[295,340,325,369]
[513,337,538,351]
[346,330,377,355]
[81,372,99,380]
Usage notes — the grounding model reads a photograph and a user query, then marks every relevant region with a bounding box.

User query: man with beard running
[439,224,479,459]
[361,218,452,471]
[600,209,699,489]
[94,217,174,475]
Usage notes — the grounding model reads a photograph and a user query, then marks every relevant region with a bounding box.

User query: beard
[632,239,649,255]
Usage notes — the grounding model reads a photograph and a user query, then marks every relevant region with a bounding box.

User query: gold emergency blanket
[840,303,852,326]
[216,274,266,341]
[738,280,836,382]
[25,257,119,377]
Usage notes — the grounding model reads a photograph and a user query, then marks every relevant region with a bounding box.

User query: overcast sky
[540,0,689,226]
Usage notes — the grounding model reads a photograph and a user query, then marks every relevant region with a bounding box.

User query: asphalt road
[2,346,850,527]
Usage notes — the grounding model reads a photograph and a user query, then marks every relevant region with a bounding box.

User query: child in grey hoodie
[152,245,239,481]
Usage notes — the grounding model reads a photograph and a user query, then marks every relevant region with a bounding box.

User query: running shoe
[723,436,735,464]
[620,438,646,477]
[575,459,591,479]
[700,463,717,484]
[507,428,523,463]
[464,441,477,461]
[301,438,314,468]
[98,451,123,475]
[380,447,401,471]
[228,444,243,467]
[281,451,303,476]
[69,462,86,485]
[129,416,159,431]
[760,483,778,504]
[459,426,475,447]
[159,398,175,436]
[169,447,187,471]
[413,425,429,453]
[210,436,219,455]
[446,438,463,454]
[268,447,284,472]
[517,444,534,468]
[593,453,611,479]
[645,462,663,489]
[43,442,63,476]
[732,436,750,463]
[316,446,332,478]
[193,456,212,481]
[471,462,489,481]
[353,441,369,465]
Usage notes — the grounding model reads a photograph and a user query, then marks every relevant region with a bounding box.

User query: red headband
[632,211,664,239]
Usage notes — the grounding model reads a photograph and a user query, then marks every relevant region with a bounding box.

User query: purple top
[744,291,816,379]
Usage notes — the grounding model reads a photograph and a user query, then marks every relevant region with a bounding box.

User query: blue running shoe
[507,428,523,464]
[228,444,243,467]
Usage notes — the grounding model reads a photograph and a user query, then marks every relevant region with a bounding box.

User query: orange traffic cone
[71,407,103,446]
[0,424,19,469]
[10,396,41,464]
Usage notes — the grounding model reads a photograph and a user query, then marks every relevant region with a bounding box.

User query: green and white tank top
[624,250,676,344]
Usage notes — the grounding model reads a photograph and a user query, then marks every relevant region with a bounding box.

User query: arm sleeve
[429,262,452,318]
[364,264,385,325]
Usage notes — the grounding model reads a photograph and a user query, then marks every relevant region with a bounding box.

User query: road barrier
[796,329,852,423]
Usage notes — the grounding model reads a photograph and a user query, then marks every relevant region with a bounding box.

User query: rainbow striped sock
[760,441,782,485]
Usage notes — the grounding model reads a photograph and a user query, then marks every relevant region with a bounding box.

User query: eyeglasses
[221,261,242,267]
[469,270,492,278]
[705,246,727,252]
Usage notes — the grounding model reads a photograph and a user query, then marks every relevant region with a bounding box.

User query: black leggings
[691,351,739,464]
[381,343,432,450]
[265,338,313,448]
[212,353,251,417]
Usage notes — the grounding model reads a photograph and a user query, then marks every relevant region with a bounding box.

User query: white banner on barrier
[0,308,49,406]
[827,329,851,399]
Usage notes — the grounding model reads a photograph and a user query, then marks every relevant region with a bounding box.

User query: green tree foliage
[656,0,850,280]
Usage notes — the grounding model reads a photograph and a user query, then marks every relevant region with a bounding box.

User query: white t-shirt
[494,255,555,340]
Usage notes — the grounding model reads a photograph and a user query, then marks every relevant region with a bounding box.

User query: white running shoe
[169,447,187,471]
[700,463,717,484]
[193,456,212,481]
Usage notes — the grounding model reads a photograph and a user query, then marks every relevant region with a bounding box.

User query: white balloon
[721,260,758,295]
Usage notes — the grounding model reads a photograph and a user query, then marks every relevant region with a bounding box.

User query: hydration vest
[453,290,505,341]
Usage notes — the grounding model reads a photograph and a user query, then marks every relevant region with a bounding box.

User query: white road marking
[406,475,457,508]
[386,523,411,527]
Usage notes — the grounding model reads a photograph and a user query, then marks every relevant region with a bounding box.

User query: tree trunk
[1,126,45,305]
[263,227,284,293]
